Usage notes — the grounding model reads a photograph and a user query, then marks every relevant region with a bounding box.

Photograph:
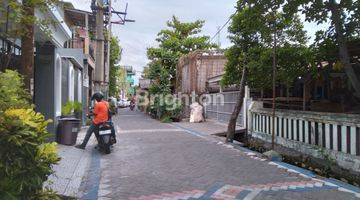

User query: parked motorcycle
[88,107,116,154]
[96,122,115,154]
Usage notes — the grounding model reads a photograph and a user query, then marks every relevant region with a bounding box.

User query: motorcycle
[96,122,115,154]
[88,107,116,154]
[130,101,135,111]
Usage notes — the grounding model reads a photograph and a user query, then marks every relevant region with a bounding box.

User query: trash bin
[57,118,81,146]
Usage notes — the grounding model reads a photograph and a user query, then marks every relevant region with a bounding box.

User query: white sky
[68,0,329,84]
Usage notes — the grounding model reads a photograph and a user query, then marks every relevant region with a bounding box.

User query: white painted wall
[35,5,71,48]
[55,54,62,117]
[68,63,75,102]
[78,72,82,103]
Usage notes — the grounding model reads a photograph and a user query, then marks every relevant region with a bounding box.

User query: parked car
[124,100,130,107]
[117,99,130,108]
[117,99,125,107]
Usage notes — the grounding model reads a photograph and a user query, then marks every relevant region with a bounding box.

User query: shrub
[61,101,82,117]
[167,97,182,121]
[0,109,60,199]
[149,95,182,122]
[137,92,149,112]
[73,101,82,114]
[0,70,31,112]
[160,115,173,123]
[0,70,60,199]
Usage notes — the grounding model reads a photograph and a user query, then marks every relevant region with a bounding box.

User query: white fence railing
[250,107,360,156]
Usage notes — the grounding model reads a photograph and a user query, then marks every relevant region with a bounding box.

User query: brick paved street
[80,109,360,200]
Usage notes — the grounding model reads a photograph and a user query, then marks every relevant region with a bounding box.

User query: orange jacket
[93,101,109,125]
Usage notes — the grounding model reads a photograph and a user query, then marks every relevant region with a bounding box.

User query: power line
[216,26,221,47]
[209,10,237,44]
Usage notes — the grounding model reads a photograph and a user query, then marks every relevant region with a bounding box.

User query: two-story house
[0,1,96,137]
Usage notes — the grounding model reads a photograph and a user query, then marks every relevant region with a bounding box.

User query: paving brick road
[80,109,360,200]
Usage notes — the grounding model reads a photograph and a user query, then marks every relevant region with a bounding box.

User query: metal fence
[204,91,245,127]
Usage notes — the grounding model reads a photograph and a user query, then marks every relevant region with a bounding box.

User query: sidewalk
[45,127,96,198]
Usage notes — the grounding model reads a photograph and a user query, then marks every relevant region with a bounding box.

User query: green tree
[141,66,150,79]
[285,0,360,97]
[147,16,216,93]
[147,16,215,119]
[117,67,128,97]
[222,0,313,142]
[311,31,339,66]
[109,36,122,97]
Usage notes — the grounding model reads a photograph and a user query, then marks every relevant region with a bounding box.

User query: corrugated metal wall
[177,50,226,95]
[205,91,244,126]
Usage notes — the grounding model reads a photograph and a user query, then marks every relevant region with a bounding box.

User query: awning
[58,48,85,69]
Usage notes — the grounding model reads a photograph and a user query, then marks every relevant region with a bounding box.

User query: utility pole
[93,0,105,93]
[91,0,134,96]
[104,0,112,98]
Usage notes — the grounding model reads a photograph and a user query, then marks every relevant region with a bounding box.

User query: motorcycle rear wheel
[104,144,111,154]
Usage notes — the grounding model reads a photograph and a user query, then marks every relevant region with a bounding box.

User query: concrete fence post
[243,86,250,128]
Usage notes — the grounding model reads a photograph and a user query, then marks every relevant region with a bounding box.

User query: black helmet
[91,92,104,102]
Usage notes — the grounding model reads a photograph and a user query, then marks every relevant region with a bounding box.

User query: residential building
[176,50,227,118]
[34,2,87,135]
[139,78,151,90]
[124,65,136,96]
[0,2,95,137]
[176,50,226,95]
[63,5,98,123]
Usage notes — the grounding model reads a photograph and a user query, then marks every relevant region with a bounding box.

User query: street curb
[174,124,360,197]
[80,149,101,200]
[170,123,207,138]
[227,137,360,196]
[230,140,360,197]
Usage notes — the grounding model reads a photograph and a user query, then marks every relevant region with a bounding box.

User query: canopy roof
[64,8,96,35]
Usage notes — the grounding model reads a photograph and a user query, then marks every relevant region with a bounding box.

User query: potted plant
[73,101,83,119]
[61,101,82,119]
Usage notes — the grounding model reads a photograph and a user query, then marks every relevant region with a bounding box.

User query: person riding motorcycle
[129,95,136,110]
[130,95,136,104]
[76,92,115,150]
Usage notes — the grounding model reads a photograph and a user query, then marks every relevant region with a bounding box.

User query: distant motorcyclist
[76,92,115,149]
[130,95,136,103]
[130,95,136,111]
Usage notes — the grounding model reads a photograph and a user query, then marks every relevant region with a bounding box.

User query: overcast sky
[68,0,327,83]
